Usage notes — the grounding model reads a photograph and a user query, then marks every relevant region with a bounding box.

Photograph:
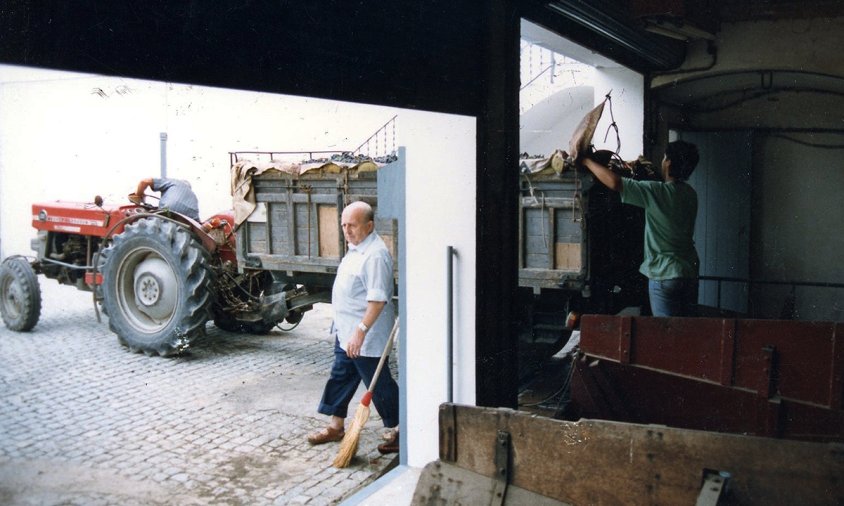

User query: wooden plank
[318,204,340,258]
[735,320,836,407]
[440,403,457,462]
[412,461,569,505]
[581,315,740,384]
[719,319,736,386]
[518,200,525,269]
[439,404,844,506]
[547,206,555,269]
[518,268,573,281]
[520,197,578,208]
[831,322,843,410]
[553,243,581,271]
[288,193,338,204]
[618,316,632,364]
[266,202,274,254]
[287,187,297,258]
[247,223,266,254]
[525,252,551,269]
[249,254,340,273]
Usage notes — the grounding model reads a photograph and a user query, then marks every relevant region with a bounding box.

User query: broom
[333,317,399,468]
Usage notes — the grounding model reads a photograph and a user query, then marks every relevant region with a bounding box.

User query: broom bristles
[332,402,371,468]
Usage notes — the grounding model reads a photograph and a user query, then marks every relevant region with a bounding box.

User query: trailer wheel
[0,257,42,332]
[212,311,276,335]
[100,218,212,356]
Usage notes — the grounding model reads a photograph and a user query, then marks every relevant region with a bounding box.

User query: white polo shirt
[331,231,395,356]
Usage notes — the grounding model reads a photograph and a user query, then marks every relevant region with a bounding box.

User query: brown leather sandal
[307,426,345,445]
[377,430,399,454]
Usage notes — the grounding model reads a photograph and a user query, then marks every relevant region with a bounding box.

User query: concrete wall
[749,132,844,322]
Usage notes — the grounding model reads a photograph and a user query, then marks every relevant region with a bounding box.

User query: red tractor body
[2,196,270,356]
[32,201,142,238]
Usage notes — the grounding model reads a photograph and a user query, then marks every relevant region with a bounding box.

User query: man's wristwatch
[357,322,369,333]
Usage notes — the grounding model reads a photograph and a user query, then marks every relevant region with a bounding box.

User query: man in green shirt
[581,141,700,317]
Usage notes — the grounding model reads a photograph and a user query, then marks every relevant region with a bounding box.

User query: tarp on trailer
[230,156,386,227]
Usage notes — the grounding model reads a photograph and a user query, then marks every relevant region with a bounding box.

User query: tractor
[0,196,310,356]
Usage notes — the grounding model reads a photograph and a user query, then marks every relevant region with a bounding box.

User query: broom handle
[366,317,399,395]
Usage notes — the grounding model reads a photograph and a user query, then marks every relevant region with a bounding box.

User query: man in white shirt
[307,201,399,454]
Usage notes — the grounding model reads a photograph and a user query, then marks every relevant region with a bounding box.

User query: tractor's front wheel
[0,256,41,332]
[100,218,212,356]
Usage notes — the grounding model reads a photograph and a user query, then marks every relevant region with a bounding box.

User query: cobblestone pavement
[0,281,397,505]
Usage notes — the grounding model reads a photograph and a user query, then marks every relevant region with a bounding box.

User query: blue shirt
[331,231,395,357]
[621,178,699,280]
[152,178,200,221]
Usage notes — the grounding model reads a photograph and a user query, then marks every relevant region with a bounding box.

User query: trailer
[228,151,400,321]
[569,314,844,443]
[515,149,658,372]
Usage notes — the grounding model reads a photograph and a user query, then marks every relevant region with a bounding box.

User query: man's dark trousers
[317,338,399,428]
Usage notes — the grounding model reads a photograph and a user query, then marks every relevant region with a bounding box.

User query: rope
[601,91,622,156]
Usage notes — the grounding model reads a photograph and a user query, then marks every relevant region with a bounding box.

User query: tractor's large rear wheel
[0,256,41,332]
[100,218,212,356]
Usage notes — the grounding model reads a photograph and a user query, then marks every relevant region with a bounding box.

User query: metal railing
[229,150,348,166]
[228,115,398,167]
[352,115,397,159]
[699,275,844,317]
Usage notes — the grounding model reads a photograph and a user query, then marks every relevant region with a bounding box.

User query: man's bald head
[341,201,375,246]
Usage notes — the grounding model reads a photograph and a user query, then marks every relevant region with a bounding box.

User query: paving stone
[0,282,396,504]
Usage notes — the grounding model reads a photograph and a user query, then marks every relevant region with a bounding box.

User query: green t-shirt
[621,178,699,280]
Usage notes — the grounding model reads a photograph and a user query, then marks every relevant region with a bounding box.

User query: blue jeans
[648,278,699,317]
[317,338,399,428]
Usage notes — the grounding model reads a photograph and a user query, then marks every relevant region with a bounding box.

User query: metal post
[159,132,168,178]
[447,246,456,403]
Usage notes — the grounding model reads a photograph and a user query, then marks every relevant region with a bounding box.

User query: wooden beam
[438,403,844,505]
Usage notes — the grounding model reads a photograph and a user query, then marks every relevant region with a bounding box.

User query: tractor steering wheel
[128,193,159,211]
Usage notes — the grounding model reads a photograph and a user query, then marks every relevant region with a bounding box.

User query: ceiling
[717,0,844,22]
[642,1,844,126]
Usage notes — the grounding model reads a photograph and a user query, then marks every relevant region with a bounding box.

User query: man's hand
[582,157,623,192]
[574,145,595,169]
[346,328,365,358]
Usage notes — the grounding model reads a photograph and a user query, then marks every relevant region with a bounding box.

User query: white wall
[0,69,164,257]
[589,67,644,160]
[402,112,476,467]
[520,86,593,156]
[519,19,645,159]
[0,65,399,258]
